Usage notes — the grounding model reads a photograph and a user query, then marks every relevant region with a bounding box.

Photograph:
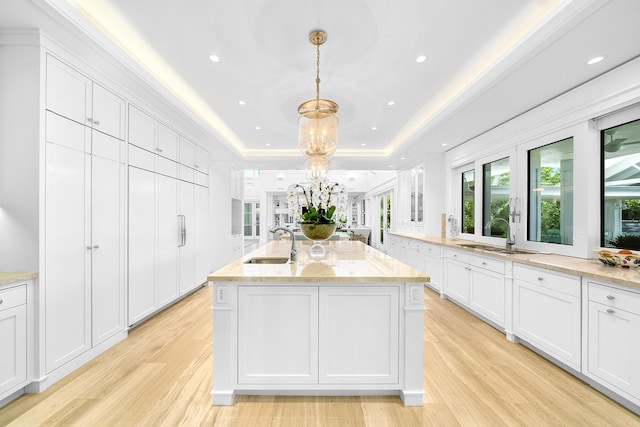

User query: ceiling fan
[604,130,640,153]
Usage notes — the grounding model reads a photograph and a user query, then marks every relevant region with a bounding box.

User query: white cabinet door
[588,301,640,399]
[319,286,399,384]
[194,184,210,284]
[157,174,179,306]
[128,106,156,153]
[444,258,470,304]
[0,290,27,397]
[178,181,195,295]
[157,123,179,161]
[238,286,319,385]
[46,54,91,125]
[128,167,156,324]
[90,155,125,345]
[91,83,125,139]
[179,137,196,169]
[194,145,209,174]
[470,267,505,326]
[45,143,91,371]
[513,278,581,370]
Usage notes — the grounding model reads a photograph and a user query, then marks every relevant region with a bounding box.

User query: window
[602,118,640,248]
[483,157,510,237]
[461,169,474,234]
[407,167,424,222]
[528,137,573,245]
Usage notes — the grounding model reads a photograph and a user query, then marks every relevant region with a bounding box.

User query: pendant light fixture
[298,30,339,173]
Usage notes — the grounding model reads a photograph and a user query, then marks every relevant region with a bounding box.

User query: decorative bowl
[300,223,337,241]
[593,249,640,268]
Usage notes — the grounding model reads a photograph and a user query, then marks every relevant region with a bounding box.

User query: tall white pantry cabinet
[0,39,211,396]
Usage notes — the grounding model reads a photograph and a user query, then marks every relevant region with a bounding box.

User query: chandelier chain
[316,42,321,101]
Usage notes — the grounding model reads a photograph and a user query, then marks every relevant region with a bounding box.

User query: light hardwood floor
[2,285,639,426]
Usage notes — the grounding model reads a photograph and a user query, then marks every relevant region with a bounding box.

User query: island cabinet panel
[319,287,399,384]
[238,286,319,385]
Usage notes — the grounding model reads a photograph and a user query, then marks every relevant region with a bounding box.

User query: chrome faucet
[269,227,297,262]
[484,218,515,249]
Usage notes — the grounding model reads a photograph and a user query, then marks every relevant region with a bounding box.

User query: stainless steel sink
[456,243,535,255]
[244,257,290,264]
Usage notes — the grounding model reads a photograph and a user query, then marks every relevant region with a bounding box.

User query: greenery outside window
[602,118,640,249]
[462,169,474,234]
[528,137,573,245]
[483,158,510,237]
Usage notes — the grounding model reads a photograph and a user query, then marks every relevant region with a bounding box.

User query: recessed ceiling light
[371,126,377,131]
[387,101,395,106]
[441,143,448,147]
[361,143,367,146]
[265,143,271,146]
[209,54,220,63]
[238,100,246,105]
[416,55,426,63]
[255,126,261,130]
[400,157,405,160]
[389,165,394,168]
[587,56,605,65]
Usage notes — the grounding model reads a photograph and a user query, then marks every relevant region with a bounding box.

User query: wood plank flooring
[1,285,639,426]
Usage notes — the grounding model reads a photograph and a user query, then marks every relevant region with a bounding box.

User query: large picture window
[483,158,510,237]
[602,118,640,249]
[528,138,573,245]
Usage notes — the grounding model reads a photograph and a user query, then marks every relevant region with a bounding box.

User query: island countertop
[207,240,429,283]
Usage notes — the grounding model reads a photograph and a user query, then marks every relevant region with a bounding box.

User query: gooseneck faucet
[269,227,297,262]
[484,218,515,249]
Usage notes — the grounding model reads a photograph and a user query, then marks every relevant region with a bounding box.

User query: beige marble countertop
[0,271,38,287]
[390,232,640,291]
[208,240,429,283]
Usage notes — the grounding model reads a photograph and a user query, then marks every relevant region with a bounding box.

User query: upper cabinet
[46,55,125,140]
[128,105,179,162]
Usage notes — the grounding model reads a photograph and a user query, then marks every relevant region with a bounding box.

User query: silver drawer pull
[86,246,93,250]
[94,120,100,125]
[606,295,615,300]
[607,309,615,314]
[482,262,487,265]
[87,117,93,123]
[194,164,200,169]
[93,245,100,249]
[156,147,163,153]
[537,277,544,281]
[0,299,3,304]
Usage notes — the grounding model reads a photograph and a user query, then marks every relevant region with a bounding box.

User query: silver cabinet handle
[194,164,200,169]
[87,117,93,123]
[606,295,615,300]
[0,299,3,304]
[607,309,615,314]
[93,245,99,249]
[482,262,487,265]
[86,246,93,250]
[178,215,186,247]
[537,277,544,281]
[156,147,163,153]
[94,120,100,125]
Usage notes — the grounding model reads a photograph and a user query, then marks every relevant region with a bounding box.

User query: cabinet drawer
[0,285,27,312]
[156,156,178,179]
[443,249,469,264]
[513,263,580,297]
[589,282,640,314]
[423,243,440,256]
[470,255,504,274]
[128,144,155,172]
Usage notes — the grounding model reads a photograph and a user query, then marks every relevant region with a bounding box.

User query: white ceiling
[2,0,640,170]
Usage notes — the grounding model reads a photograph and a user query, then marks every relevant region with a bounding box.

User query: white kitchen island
[208,240,428,406]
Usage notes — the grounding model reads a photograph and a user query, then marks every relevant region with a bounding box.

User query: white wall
[0,41,42,271]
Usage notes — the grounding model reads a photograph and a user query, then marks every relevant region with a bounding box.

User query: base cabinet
[586,281,640,406]
[0,285,27,399]
[237,286,399,386]
[513,264,581,370]
[443,249,470,304]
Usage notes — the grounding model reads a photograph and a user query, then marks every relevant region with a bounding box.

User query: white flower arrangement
[287,176,348,224]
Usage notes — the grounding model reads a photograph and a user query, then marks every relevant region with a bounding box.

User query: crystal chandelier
[298,30,339,174]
